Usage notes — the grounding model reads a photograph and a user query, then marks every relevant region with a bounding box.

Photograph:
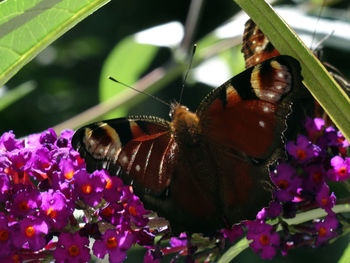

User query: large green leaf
[234,0,350,142]
[0,0,110,87]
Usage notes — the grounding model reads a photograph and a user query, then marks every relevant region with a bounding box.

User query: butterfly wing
[241,19,280,68]
[72,117,178,195]
[198,55,302,159]
[197,55,302,223]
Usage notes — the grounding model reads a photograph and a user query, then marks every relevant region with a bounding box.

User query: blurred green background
[2,0,350,262]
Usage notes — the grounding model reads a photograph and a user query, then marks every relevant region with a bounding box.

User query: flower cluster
[241,117,348,259]
[0,129,152,262]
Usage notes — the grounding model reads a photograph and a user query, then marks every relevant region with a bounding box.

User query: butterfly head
[170,103,201,145]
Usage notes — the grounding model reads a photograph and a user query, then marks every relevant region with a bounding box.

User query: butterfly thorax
[170,103,201,145]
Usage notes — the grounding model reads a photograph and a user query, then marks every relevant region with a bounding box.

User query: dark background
[2,0,350,262]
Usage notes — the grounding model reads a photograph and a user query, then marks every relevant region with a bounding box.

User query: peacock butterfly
[72,21,304,234]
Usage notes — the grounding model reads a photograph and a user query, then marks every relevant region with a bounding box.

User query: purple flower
[303,164,326,193]
[40,190,71,230]
[12,216,48,250]
[315,215,338,246]
[245,220,280,259]
[220,224,243,243]
[304,117,324,140]
[121,187,149,228]
[0,131,24,151]
[257,201,282,220]
[25,132,42,149]
[93,229,134,263]
[39,128,57,146]
[0,172,11,202]
[270,163,302,202]
[0,154,11,171]
[53,232,90,263]
[100,203,123,225]
[0,213,12,257]
[56,130,74,148]
[318,127,338,146]
[316,183,336,214]
[58,158,76,181]
[327,156,350,181]
[103,173,124,203]
[170,232,187,248]
[31,147,53,180]
[286,135,317,163]
[337,131,349,148]
[74,169,106,207]
[6,149,33,185]
[7,187,41,217]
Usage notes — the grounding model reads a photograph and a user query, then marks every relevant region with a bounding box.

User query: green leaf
[218,238,251,263]
[99,36,159,119]
[338,241,350,263]
[234,0,350,142]
[0,81,36,111]
[0,0,110,87]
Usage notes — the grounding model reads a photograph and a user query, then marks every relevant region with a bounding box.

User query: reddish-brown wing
[196,55,302,224]
[72,118,177,194]
[242,19,280,68]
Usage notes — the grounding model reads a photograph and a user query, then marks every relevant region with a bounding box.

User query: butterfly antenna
[310,0,326,50]
[108,76,171,107]
[179,44,197,103]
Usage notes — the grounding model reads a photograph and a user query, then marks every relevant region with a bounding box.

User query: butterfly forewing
[198,55,302,159]
[72,117,176,194]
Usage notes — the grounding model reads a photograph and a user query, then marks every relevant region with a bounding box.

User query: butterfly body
[72,55,303,234]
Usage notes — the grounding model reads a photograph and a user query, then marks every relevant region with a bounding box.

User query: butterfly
[72,20,304,235]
